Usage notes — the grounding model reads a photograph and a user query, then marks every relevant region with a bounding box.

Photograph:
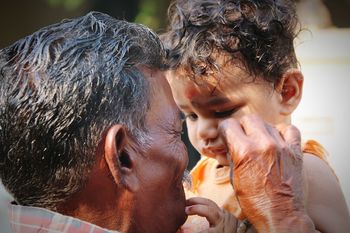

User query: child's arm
[303,153,350,233]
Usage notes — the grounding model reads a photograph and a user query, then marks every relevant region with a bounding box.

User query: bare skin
[219,116,315,233]
[185,197,237,233]
[167,57,350,232]
[59,68,188,233]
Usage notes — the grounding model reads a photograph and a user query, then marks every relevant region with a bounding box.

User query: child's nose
[197,118,218,144]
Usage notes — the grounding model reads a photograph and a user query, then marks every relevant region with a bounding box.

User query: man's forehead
[144,73,181,125]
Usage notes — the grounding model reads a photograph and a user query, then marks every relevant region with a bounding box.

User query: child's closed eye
[214,108,237,118]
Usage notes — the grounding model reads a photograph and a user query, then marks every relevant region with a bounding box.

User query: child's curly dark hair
[162,0,300,84]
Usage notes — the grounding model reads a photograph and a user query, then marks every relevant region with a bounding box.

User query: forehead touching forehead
[142,66,180,118]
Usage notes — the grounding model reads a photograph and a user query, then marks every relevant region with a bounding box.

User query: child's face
[167,64,286,166]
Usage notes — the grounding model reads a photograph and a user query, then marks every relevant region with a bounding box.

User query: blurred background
[0,0,350,49]
[1,0,350,231]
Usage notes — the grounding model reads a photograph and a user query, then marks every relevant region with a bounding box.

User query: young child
[162,0,350,232]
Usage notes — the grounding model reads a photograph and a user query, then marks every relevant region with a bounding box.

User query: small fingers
[186,197,222,226]
[186,197,220,207]
[197,211,237,233]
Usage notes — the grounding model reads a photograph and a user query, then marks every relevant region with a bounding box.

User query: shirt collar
[8,203,119,233]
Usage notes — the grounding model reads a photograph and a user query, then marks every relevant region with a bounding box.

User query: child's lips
[202,147,230,166]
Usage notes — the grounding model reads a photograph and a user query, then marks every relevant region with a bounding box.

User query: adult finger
[218,118,246,140]
[276,124,301,148]
[264,123,285,147]
[239,115,287,152]
[218,118,248,155]
[275,124,303,164]
[239,114,270,138]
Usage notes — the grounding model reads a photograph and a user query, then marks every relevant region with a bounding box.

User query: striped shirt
[8,203,119,233]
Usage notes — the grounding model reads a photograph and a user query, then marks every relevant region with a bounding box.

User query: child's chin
[201,151,230,166]
[216,156,230,167]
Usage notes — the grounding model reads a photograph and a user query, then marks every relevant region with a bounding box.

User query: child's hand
[183,197,237,233]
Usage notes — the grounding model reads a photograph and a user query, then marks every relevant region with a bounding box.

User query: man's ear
[104,125,139,192]
[276,69,304,115]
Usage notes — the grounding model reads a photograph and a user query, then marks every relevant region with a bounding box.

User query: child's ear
[104,125,139,192]
[276,69,304,115]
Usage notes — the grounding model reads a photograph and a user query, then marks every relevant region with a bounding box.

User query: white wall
[294,28,350,208]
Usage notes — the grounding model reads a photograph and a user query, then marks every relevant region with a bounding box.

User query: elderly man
[0,12,188,233]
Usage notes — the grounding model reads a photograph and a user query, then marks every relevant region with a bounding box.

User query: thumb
[218,118,246,154]
[276,124,301,147]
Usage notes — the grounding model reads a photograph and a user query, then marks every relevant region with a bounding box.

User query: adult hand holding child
[219,115,316,233]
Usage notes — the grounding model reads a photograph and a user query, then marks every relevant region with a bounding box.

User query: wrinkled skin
[219,115,315,233]
[167,57,350,232]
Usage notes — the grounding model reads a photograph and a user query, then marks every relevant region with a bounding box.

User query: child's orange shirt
[182,140,329,232]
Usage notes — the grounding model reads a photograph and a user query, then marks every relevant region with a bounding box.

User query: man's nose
[197,118,218,144]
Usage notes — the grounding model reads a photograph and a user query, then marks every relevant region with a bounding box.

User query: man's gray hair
[0,11,166,209]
